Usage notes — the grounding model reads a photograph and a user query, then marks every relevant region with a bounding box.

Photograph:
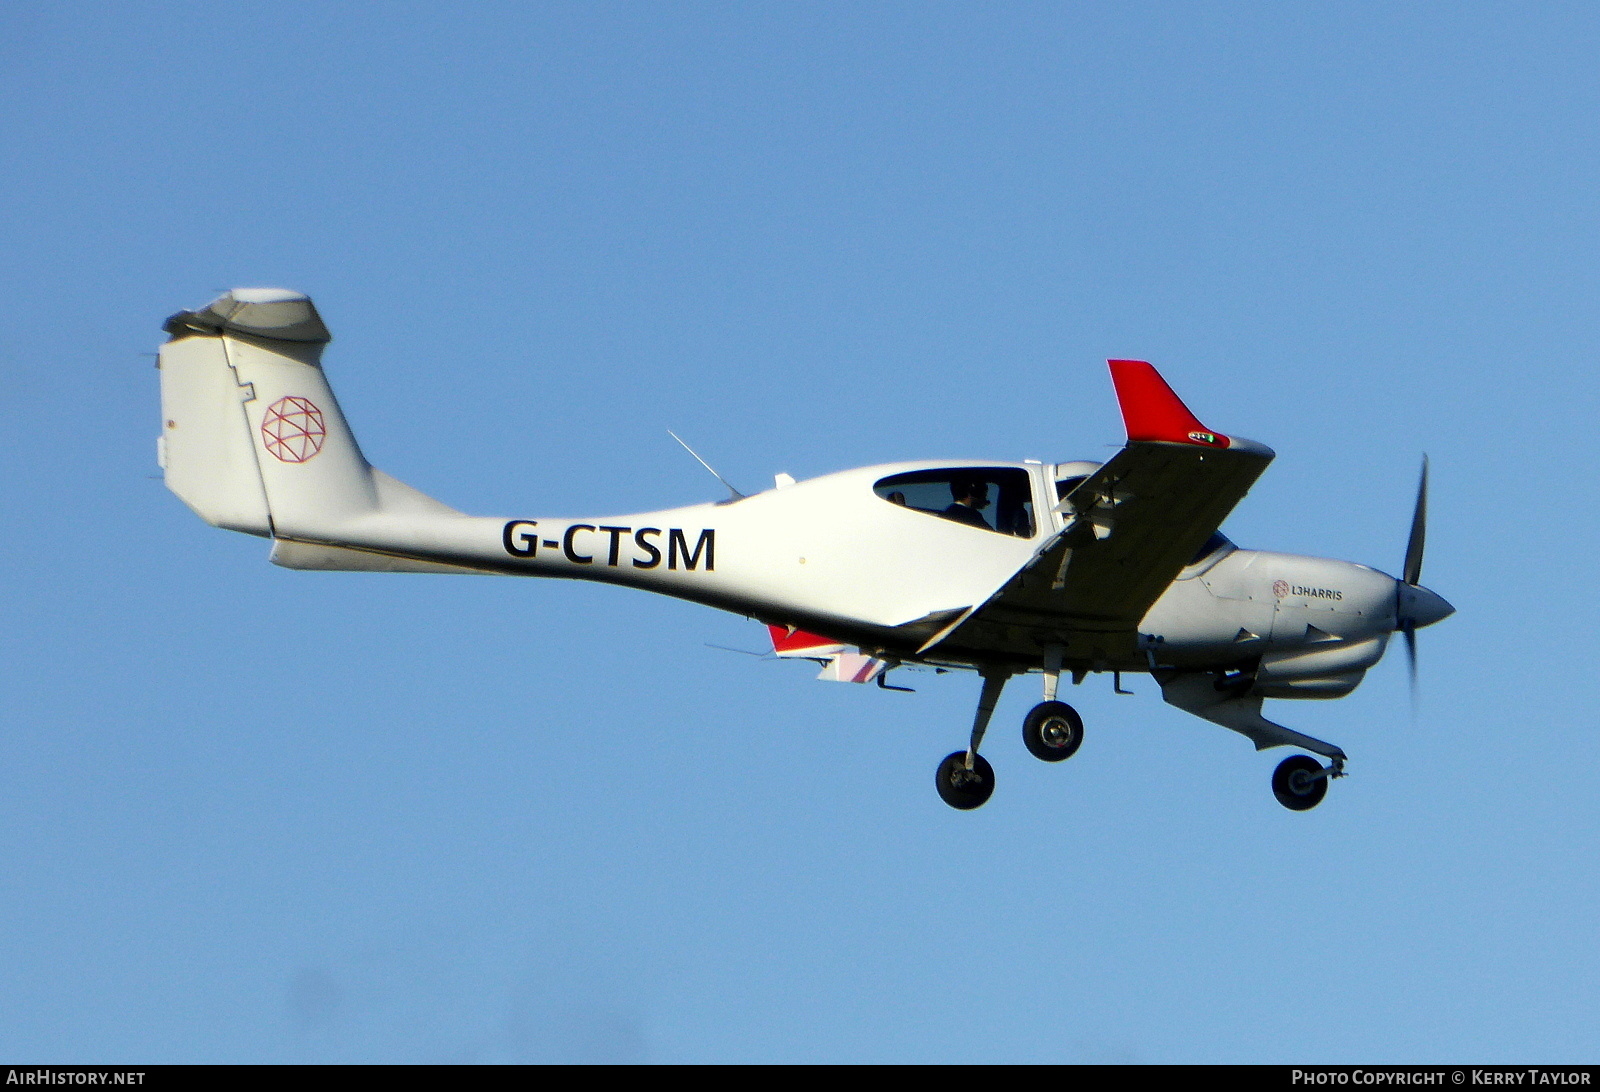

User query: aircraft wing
[918,360,1274,666]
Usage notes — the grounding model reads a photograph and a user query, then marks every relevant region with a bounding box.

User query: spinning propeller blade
[1393,455,1452,709]
[1403,620,1418,708]
[1404,455,1428,587]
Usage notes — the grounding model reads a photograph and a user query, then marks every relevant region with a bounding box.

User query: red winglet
[1107,359,1229,448]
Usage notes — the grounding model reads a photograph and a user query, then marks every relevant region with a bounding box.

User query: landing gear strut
[1271,754,1338,811]
[1022,645,1084,762]
[935,670,1005,810]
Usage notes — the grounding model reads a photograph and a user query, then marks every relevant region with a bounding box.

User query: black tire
[936,751,996,810]
[1272,754,1329,811]
[1022,701,1084,762]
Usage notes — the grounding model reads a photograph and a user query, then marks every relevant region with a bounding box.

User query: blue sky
[2,1,1597,1063]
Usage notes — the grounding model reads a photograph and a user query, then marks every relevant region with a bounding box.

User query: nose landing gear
[1271,753,1341,811]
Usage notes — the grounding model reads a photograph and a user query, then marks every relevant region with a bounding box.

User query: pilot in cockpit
[941,477,992,530]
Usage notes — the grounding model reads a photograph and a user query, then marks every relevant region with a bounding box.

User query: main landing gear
[935,670,1006,810]
[1022,701,1083,762]
[1020,644,1084,764]
[935,751,996,810]
[936,649,1085,811]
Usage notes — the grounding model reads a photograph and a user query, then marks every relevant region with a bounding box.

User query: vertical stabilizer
[158,289,385,542]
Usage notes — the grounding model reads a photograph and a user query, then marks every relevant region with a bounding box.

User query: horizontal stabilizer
[163,287,331,344]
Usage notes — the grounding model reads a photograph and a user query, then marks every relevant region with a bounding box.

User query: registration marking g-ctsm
[502,520,714,571]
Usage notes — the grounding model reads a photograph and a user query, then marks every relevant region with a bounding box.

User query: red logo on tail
[261,396,327,463]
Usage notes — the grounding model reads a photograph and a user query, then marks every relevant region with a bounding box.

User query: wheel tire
[1022,701,1084,762]
[936,751,996,810]
[1272,754,1329,811]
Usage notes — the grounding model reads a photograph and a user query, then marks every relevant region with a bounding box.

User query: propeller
[1394,455,1454,705]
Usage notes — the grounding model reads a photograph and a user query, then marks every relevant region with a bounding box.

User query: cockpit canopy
[873,467,1036,537]
[870,462,1235,559]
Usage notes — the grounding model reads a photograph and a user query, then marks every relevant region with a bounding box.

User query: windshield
[1188,530,1234,566]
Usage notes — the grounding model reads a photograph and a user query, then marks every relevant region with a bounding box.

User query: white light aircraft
[155,289,1454,811]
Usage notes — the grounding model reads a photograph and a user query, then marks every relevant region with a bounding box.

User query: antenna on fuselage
[667,430,746,501]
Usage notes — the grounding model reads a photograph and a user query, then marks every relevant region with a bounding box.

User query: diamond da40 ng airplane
[155,289,1454,812]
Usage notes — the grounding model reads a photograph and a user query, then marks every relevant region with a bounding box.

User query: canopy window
[873,467,1036,538]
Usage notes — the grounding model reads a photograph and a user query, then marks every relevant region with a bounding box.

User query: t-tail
[157,289,471,572]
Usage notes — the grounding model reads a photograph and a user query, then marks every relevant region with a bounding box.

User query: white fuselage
[288,457,1402,689]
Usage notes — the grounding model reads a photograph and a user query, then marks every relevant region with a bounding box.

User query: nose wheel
[1022,701,1083,762]
[936,751,996,810]
[1272,754,1332,811]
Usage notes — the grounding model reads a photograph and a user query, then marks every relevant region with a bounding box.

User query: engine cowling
[1253,635,1387,699]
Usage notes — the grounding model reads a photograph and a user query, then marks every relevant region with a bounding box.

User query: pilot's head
[951,478,989,508]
